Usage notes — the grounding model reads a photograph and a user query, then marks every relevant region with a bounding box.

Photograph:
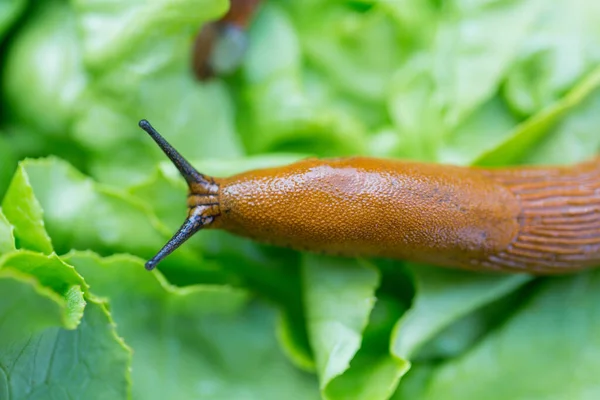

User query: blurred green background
[1,0,600,399]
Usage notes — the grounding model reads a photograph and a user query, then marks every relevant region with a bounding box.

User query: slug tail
[482,158,600,273]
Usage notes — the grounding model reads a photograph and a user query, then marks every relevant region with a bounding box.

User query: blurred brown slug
[140,120,600,274]
[192,0,261,80]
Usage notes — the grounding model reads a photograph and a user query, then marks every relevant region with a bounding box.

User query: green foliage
[1,0,600,399]
[0,0,25,39]
[422,271,600,399]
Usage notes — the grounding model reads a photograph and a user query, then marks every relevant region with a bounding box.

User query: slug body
[140,120,600,274]
[217,159,522,269]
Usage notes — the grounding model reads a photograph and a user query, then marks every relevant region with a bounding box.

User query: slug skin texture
[216,158,522,271]
[215,157,600,274]
[480,158,600,273]
[140,120,600,274]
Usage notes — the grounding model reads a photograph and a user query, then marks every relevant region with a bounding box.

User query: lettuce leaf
[64,251,319,400]
[0,296,131,400]
[0,248,131,398]
[0,0,25,39]
[0,156,316,398]
[392,266,530,359]
[241,3,369,156]
[475,67,600,166]
[1,158,223,283]
[3,0,242,187]
[2,0,600,399]
[387,0,542,160]
[503,0,600,116]
[3,2,87,137]
[0,208,15,254]
[423,271,600,399]
[302,255,408,400]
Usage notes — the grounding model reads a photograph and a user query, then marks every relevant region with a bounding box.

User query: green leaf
[379,0,436,44]
[302,255,408,400]
[387,55,445,161]
[1,251,86,301]
[0,299,131,400]
[392,266,530,360]
[69,0,244,186]
[0,251,87,331]
[388,0,543,160]
[324,349,409,400]
[440,96,518,165]
[0,134,18,199]
[293,3,404,103]
[2,163,54,254]
[241,3,368,156]
[0,0,26,38]
[427,0,542,127]
[523,86,600,165]
[503,0,600,116]
[244,3,302,84]
[0,208,15,254]
[3,0,243,189]
[475,66,600,165]
[63,251,319,399]
[72,0,227,72]
[390,363,435,400]
[423,271,600,399]
[2,157,214,279]
[3,2,87,137]
[3,0,600,398]
[303,255,377,387]
[0,269,67,340]
[80,76,245,186]
[277,308,316,372]
[0,250,130,399]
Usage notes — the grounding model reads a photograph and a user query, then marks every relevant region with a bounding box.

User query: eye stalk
[139,120,214,188]
[139,120,219,270]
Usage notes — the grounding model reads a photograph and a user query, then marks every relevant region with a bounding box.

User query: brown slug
[192,0,261,80]
[139,120,600,274]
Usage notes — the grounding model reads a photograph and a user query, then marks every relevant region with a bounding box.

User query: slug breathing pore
[139,120,219,270]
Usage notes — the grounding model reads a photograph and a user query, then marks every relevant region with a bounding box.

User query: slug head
[139,120,219,270]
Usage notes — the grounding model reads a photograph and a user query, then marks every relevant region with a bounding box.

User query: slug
[192,0,261,80]
[139,120,600,274]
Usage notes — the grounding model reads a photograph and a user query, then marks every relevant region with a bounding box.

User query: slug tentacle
[139,119,217,192]
[139,119,220,270]
[145,210,214,271]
